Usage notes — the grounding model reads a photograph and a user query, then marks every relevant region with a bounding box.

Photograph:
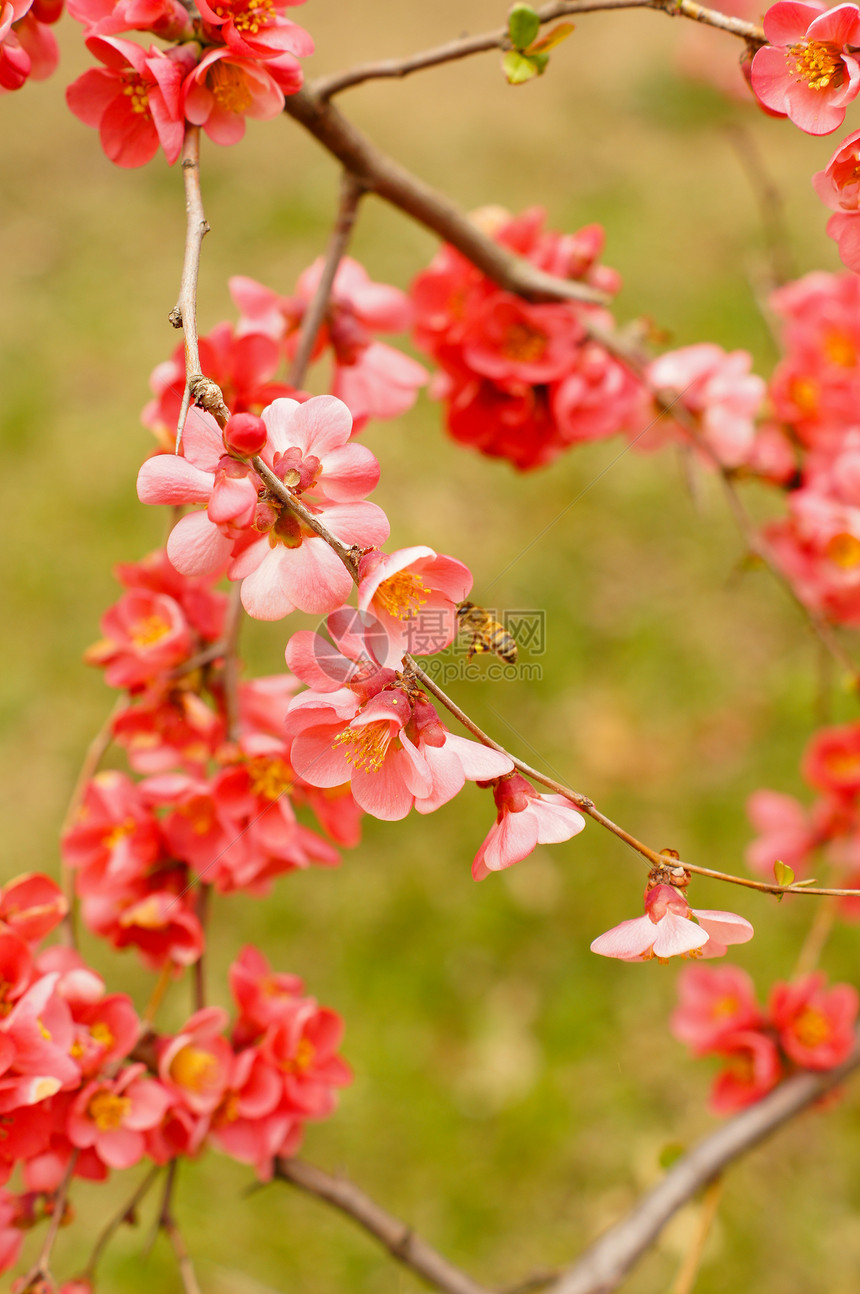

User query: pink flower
[195,0,312,64]
[803,720,860,796]
[646,343,765,468]
[207,1045,295,1179]
[66,35,192,167]
[138,394,389,621]
[230,945,303,1040]
[286,686,512,821]
[159,1007,232,1115]
[357,546,472,663]
[590,883,754,962]
[232,260,427,430]
[472,773,586,881]
[0,873,66,944]
[813,128,860,270]
[751,2,860,135]
[745,789,819,877]
[84,587,194,688]
[671,964,763,1054]
[770,973,859,1068]
[60,770,163,896]
[68,1064,170,1168]
[262,998,351,1118]
[709,1031,783,1113]
[67,0,192,39]
[182,46,299,147]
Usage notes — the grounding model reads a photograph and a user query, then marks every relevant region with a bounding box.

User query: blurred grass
[3,2,860,1291]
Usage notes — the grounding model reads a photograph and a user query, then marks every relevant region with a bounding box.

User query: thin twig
[289,171,366,387]
[275,1158,492,1294]
[193,882,211,1011]
[314,0,765,98]
[158,1162,203,1294]
[20,1150,79,1290]
[82,1164,161,1280]
[171,125,216,451]
[549,1038,860,1294]
[725,123,792,292]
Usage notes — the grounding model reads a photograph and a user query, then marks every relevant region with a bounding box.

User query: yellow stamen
[87,1089,131,1132]
[170,1044,220,1094]
[825,532,860,569]
[824,330,856,367]
[90,1021,115,1050]
[375,570,430,621]
[793,1007,831,1048]
[501,321,548,363]
[103,816,136,851]
[208,60,253,114]
[122,77,150,116]
[787,40,843,90]
[281,1037,315,1074]
[333,720,393,772]
[247,755,294,800]
[129,614,172,647]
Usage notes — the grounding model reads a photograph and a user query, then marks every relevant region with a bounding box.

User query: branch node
[168,306,183,329]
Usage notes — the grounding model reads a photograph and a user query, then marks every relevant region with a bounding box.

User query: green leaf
[508,3,541,50]
[659,1142,685,1170]
[502,50,539,84]
[527,21,575,53]
[773,859,795,889]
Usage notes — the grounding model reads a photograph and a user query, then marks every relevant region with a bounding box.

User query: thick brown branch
[275,1158,492,1294]
[281,88,607,307]
[549,1038,860,1294]
[313,0,764,98]
[289,171,366,387]
[172,125,211,450]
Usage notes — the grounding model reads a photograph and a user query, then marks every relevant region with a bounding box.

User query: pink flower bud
[224,412,267,458]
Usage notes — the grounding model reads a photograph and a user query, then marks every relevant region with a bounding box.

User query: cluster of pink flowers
[0,890,349,1279]
[672,964,858,1112]
[64,0,312,163]
[760,272,860,624]
[748,717,860,914]
[748,1,860,270]
[409,207,646,470]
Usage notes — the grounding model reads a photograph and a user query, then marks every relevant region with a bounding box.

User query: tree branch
[275,1157,493,1294]
[82,1164,161,1281]
[171,124,214,450]
[313,0,765,99]
[548,1038,860,1294]
[281,88,608,307]
[289,170,366,387]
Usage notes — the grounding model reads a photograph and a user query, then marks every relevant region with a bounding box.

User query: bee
[456,601,518,664]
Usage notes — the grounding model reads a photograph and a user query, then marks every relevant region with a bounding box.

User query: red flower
[66,35,193,167]
[770,973,859,1069]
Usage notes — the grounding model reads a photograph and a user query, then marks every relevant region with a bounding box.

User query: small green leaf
[502,50,539,84]
[527,20,575,53]
[659,1142,685,1170]
[508,3,541,50]
[774,859,795,889]
[530,51,550,76]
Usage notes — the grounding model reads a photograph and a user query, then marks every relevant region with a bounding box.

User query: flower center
[333,719,394,772]
[170,1044,220,1093]
[281,1037,315,1074]
[824,330,857,366]
[787,41,842,91]
[208,60,253,114]
[87,1089,131,1132]
[90,1021,115,1050]
[130,614,172,647]
[102,816,136,851]
[247,755,294,800]
[271,447,322,494]
[122,74,150,116]
[790,375,819,414]
[501,321,548,363]
[825,532,860,569]
[226,0,275,32]
[375,571,430,621]
[793,1007,832,1048]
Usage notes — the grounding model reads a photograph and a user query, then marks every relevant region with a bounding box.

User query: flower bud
[223,413,267,458]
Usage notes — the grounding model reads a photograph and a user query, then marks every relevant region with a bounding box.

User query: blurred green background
[3,3,860,1291]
